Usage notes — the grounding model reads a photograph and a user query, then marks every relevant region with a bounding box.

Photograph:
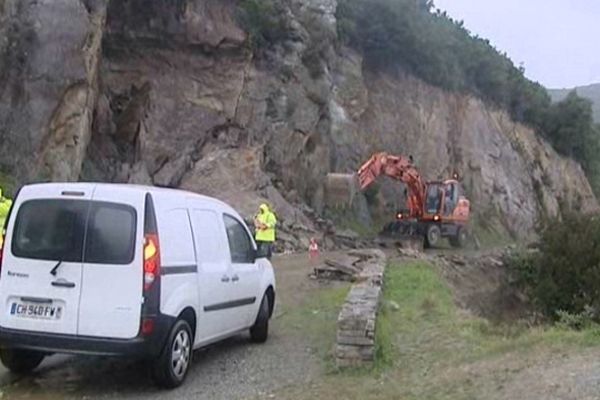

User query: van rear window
[86,204,136,264]
[12,200,87,262]
[12,199,136,265]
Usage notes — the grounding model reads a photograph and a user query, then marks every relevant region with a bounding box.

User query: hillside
[549,83,600,122]
[0,0,597,246]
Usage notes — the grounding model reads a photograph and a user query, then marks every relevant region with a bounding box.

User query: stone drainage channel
[327,249,387,368]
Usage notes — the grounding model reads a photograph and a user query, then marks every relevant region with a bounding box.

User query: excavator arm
[356,152,427,218]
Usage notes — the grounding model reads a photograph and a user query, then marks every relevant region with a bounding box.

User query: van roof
[20,182,232,210]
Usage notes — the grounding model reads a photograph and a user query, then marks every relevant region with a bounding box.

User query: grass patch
[373,301,394,370]
[277,283,351,368]
[274,262,600,399]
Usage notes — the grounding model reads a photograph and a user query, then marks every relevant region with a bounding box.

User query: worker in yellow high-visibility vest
[254,203,277,259]
[0,188,12,248]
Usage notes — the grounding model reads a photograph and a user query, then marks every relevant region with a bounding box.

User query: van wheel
[250,295,270,343]
[152,320,193,389]
[0,348,45,374]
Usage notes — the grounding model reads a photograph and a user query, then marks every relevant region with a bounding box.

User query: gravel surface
[0,254,324,400]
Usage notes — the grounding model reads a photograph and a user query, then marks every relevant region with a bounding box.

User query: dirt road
[0,254,330,400]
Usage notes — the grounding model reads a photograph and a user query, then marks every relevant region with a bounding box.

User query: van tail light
[143,233,160,291]
[141,318,155,335]
[140,193,160,337]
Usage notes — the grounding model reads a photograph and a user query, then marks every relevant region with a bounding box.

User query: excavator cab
[423,180,468,220]
[425,183,444,215]
[443,181,458,216]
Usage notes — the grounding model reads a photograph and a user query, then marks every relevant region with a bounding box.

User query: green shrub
[237,0,289,50]
[508,213,600,322]
[300,12,335,78]
[556,308,596,331]
[506,250,540,289]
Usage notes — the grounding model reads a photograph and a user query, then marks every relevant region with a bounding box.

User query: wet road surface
[0,254,323,400]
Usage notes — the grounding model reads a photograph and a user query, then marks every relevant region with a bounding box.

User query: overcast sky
[434,0,600,89]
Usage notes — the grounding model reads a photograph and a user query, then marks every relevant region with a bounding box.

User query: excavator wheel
[381,222,399,235]
[449,227,468,248]
[424,224,441,248]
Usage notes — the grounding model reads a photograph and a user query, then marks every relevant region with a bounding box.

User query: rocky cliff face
[0,0,597,244]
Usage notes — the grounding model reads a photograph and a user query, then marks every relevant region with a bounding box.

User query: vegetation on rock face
[237,0,600,196]
[508,213,600,324]
[237,0,289,50]
[336,0,550,126]
[335,0,600,195]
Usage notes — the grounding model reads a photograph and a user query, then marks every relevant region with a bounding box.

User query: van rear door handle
[51,280,76,288]
[21,297,52,304]
[231,275,239,282]
[221,276,230,283]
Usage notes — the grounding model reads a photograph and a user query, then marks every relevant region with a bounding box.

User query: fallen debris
[311,249,386,282]
[397,247,422,258]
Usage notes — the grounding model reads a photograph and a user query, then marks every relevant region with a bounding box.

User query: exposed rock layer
[0,0,597,241]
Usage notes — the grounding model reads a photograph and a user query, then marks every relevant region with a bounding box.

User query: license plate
[10,302,62,320]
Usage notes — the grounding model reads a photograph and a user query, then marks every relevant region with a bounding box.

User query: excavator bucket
[325,173,358,207]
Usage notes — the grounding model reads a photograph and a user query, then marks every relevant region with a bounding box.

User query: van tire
[0,348,45,374]
[250,295,270,343]
[152,319,193,389]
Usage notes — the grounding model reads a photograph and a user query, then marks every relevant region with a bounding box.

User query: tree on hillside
[543,92,594,159]
[542,92,600,194]
[336,0,552,118]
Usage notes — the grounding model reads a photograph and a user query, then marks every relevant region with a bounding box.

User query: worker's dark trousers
[256,241,273,259]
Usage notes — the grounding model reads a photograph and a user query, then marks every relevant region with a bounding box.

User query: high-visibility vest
[255,210,277,242]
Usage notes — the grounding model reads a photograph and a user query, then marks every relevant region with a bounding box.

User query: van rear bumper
[0,316,174,358]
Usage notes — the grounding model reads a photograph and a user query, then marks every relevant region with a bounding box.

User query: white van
[0,183,276,388]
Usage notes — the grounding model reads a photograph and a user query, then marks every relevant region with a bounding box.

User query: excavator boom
[356,153,427,218]
[325,152,427,214]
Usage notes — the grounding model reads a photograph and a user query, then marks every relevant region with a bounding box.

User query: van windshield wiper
[50,260,63,276]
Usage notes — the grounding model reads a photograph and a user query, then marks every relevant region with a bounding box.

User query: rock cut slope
[0,0,596,245]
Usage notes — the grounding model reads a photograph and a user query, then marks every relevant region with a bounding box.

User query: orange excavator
[327,152,471,248]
